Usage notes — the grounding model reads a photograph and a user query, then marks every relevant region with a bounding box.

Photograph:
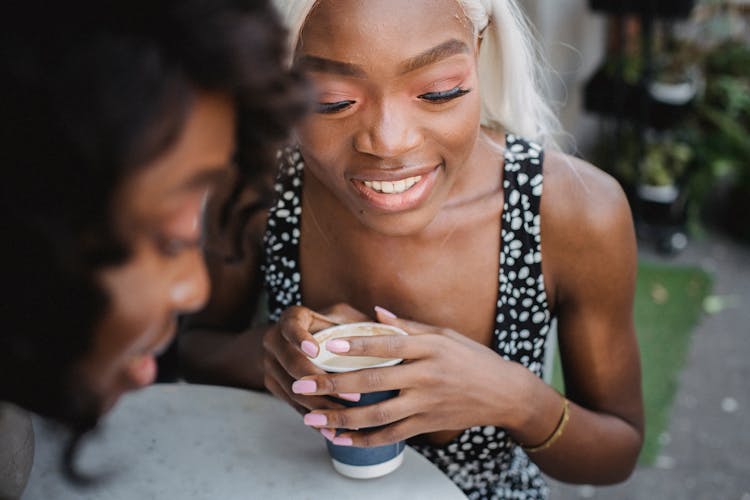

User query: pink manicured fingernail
[301,340,318,357]
[333,436,353,446]
[326,339,350,353]
[374,306,397,318]
[320,428,336,441]
[337,393,361,402]
[303,413,327,426]
[292,380,317,394]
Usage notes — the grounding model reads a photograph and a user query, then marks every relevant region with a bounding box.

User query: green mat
[550,261,713,464]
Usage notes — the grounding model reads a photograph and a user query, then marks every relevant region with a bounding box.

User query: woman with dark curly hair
[0,0,306,483]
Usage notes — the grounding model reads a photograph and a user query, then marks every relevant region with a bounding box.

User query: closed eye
[154,234,203,257]
[418,86,471,103]
[316,100,356,114]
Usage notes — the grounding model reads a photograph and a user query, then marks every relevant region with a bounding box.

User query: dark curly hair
[0,0,307,467]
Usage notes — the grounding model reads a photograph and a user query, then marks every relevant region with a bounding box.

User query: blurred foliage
[592,5,750,240]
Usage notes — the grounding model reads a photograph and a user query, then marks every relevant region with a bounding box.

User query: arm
[516,153,644,483]
[180,209,371,413]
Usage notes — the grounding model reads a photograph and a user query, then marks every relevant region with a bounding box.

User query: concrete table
[24,383,467,499]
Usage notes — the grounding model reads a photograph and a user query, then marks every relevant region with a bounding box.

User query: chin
[356,210,436,237]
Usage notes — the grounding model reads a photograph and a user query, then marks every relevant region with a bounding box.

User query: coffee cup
[309,322,407,479]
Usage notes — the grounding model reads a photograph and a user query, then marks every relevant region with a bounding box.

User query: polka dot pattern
[263,135,554,499]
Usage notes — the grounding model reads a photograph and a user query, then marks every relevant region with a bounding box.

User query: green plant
[640,137,693,186]
[589,3,750,241]
[604,53,643,85]
[686,40,750,212]
[652,34,703,85]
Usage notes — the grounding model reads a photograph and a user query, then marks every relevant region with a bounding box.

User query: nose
[169,250,211,314]
[353,98,422,158]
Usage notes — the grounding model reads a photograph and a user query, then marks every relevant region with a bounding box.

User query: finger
[305,393,439,447]
[373,307,442,336]
[264,327,326,380]
[267,338,323,379]
[325,333,441,362]
[334,416,432,448]
[302,393,411,432]
[320,303,371,324]
[278,305,340,358]
[374,306,468,343]
[264,373,308,415]
[264,357,339,412]
[292,362,431,398]
[309,310,341,327]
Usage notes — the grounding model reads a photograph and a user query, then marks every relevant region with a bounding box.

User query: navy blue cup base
[326,389,405,479]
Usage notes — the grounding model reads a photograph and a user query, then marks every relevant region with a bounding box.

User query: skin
[72,93,235,416]
[180,0,644,484]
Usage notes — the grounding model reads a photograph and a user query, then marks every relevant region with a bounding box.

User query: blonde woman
[181,1,644,497]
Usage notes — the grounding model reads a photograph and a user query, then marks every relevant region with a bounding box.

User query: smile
[352,165,439,212]
[362,175,422,194]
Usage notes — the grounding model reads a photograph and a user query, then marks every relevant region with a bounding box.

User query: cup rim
[309,322,407,373]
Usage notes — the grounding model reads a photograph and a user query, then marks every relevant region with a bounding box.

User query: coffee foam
[310,322,407,373]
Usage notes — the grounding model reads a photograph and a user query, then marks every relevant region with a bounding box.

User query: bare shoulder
[540,150,637,306]
[542,150,631,229]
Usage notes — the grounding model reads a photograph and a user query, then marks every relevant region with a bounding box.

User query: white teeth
[363,175,422,194]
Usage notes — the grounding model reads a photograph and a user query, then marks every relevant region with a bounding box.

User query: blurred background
[522,1,749,498]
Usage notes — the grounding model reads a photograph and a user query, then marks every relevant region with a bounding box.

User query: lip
[124,318,177,387]
[147,317,178,356]
[351,163,438,182]
[350,164,440,212]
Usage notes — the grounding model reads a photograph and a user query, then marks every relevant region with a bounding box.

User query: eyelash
[155,234,202,257]
[418,86,471,103]
[316,100,356,114]
[315,86,471,115]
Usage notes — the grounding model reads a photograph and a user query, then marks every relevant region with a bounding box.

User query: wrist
[500,362,546,432]
[521,398,569,452]
[499,363,563,445]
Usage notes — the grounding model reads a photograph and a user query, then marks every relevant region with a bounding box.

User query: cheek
[105,275,164,341]
[297,122,351,185]
[432,100,482,160]
[103,291,161,349]
[95,253,168,359]
[296,119,345,159]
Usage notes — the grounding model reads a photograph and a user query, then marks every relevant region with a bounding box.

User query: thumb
[374,306,434,335]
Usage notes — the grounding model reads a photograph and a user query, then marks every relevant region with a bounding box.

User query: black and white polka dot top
[263,134,554,499]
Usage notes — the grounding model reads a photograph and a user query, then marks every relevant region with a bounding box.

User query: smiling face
[295,0,484,235]
[71,93,235,415]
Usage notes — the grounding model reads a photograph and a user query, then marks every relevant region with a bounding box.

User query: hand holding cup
[305,322,408,479]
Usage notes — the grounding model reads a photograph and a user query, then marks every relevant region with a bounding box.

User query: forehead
[300,0,474,61]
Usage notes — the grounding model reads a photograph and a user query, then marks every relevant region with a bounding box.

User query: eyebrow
[399,39,470,75]
[296,38,470,78]
[297,55,366,78]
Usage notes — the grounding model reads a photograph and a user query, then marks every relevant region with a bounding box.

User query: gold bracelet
[522,397,570,453]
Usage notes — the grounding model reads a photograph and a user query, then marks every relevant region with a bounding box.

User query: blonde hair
[271,0,562,148]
